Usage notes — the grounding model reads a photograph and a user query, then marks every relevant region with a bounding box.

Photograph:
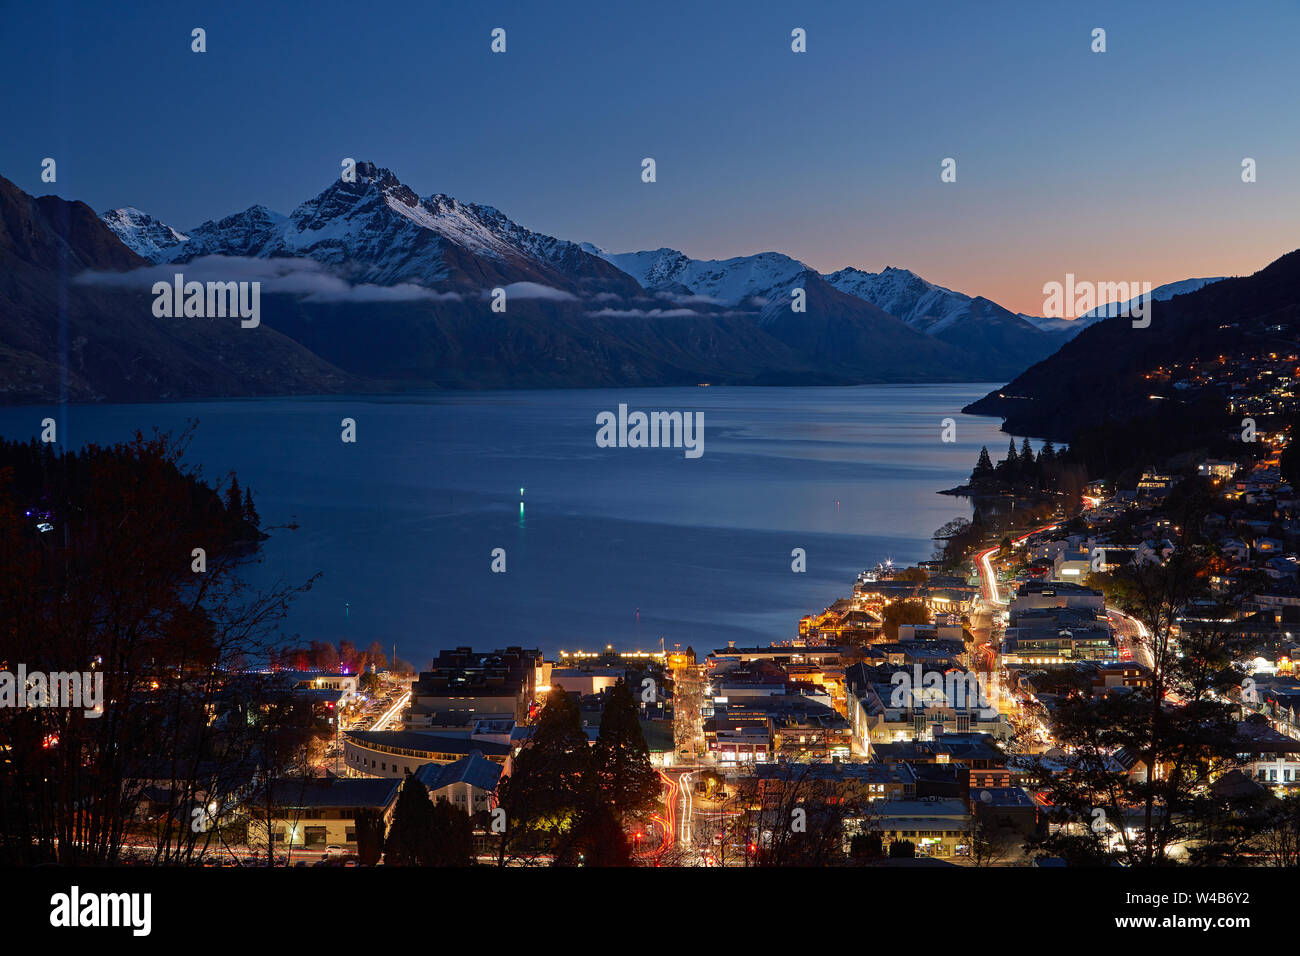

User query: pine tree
[242,487,260,528]
[566,801,632,866]
[1038,441,1058,491]
[592,679,660,824]
[996,439,1019,482]
[354,807,386,866]
[427,799,475,866]
[1019,437,1037,485]
[971,446,995,485]
[384,776,436,866]
[495,687,594,861]
[225,474,241,516]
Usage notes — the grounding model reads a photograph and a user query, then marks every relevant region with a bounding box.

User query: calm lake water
[0,385,1014,664]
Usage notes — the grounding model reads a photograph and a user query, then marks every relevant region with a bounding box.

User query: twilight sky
[3,0,1298,314]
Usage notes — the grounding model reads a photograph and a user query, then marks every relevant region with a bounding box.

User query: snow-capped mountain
[94,163,1235,389]
[588,248,1047,338]
[1024,277,1228,336]
[85,163,984,389]
[181,205,289,259]
[824,265,1040,335]
[10,159,1249,401]
[582,245,812,304]
[104,162,639,295]
[99,207,189,263]
[1080,276,1227,322]
[587,249,1068,375]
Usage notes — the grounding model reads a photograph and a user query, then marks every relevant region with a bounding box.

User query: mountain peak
[92,161,641,296]
[99,206,189,262]
[291,161,420,231]
[589,246,810,304]
[350,161,411,196]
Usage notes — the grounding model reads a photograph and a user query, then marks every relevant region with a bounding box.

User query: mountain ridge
[101,162,1221,386]
[2,165,976,402]
[963,254,1298,442]
[0,173,354,404]
[0,161,1242,404]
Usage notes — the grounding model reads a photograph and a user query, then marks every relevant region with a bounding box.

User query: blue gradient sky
[3,0,1298,314]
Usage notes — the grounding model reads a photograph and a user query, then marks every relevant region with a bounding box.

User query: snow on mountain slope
[103,163,638,294]
[180,205,289,259]
[99,207,189,263]
[1080,276,1228,319]
[590,248,1042,338]
[1023,277,1227,336]
[588,247,1065,376]
[584,245,811,304]
[98,163,1221,384]
[822,265,1036,334]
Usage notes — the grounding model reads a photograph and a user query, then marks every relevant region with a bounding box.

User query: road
[629,771,679,863]
[1108,608,1154,669]
[971,520,1167,723]
[973,521,1059,607]
[676,771,694,846]
[975,545,1004,605]
[972,522,1155,672]
[370,690,411,731]
[648,766,741,864]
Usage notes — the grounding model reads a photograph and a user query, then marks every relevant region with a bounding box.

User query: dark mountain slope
[964,249,1300,441]
[0,174,354,403]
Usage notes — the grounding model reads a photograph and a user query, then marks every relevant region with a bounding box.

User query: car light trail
[371,691,410,731]
[677,771,694,847]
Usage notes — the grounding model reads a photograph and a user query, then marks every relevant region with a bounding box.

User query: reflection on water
[0,384,1014,662]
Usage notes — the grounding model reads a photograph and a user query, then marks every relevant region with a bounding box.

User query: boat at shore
[855,559,896,587]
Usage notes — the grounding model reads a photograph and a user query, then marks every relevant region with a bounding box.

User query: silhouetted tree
[0,427,314,866]
[563,801,631,867]
[428,799,475,866]
[354,807,386,866]
[592,680,660,825]
[242,486,259,528]
[495,687,594,865]
[225,473,242,516]
[850,831,884,862]
[384,776,436,866]
[365,641,389,670]
[1026,544,1244,866]
[996,439,1019,482]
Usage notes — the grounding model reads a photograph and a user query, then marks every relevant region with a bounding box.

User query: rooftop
[345,730,511,757]
[413,750,503,793]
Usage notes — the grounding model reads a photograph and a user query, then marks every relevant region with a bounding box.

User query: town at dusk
[1,0,1294,942]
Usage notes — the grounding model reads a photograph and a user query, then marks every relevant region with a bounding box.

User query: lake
[0,384,1013,665]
